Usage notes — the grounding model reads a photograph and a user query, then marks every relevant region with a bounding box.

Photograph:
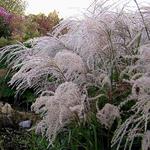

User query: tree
[48,10,60,32]
[31,10,60,35]
[23,15,40,40]
[0,0,26,15]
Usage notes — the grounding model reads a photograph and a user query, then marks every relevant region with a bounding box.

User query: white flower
[31,82,86,143]
[54,50,86,83]
[96,103,120,129]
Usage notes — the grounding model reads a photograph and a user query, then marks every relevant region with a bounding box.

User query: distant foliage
[0,0,26,15]
[0,7,12,38]
[0,1,60,42]
[0,7,11,23]
[31,10,60,35]
[10,11,61,41]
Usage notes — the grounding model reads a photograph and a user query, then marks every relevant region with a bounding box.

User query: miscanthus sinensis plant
[0,0,150,149]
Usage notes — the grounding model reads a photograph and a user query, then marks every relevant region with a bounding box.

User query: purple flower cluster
[0,7,11,23]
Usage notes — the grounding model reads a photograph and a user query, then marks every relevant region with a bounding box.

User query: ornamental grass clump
[0,0,150,149]
[31,82,86,144]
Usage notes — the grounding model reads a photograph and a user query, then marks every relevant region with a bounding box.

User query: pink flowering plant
[0,7,11,23]
[0,7,12,38]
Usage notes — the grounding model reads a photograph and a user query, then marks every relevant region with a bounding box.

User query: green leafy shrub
[0,17,11,38]
[0,37,16,48]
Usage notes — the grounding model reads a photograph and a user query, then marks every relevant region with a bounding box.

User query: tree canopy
[0,0,26,14]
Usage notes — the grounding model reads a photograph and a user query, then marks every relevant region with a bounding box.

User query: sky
[25,0,150,18]
[25,0,93,18]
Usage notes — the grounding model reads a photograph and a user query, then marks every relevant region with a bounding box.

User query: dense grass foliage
[0,0,150,149]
